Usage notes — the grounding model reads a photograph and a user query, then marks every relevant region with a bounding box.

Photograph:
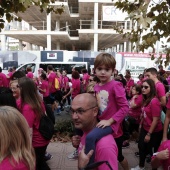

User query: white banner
[102,6,128,21]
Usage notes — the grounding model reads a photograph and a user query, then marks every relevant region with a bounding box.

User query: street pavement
[46,108,162,170]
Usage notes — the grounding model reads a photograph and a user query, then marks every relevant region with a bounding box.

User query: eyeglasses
[89,79,94,82]
[70,106,97,115]
[141,85,149,89]
[10,85,19,91]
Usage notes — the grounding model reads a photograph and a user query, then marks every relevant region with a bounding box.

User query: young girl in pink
[0,106,35,170]
[85,53,129,167]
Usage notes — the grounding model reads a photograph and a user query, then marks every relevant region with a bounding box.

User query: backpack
[39,111,54,140]
[55,78,60,90]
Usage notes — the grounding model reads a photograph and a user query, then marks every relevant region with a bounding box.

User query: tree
[113,0,170,66]
[0,0,64,30]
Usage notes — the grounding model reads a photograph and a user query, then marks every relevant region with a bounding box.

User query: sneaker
[131,165,145,170]
[44,153,53,161]
[67,149,78,160]
[122,142,130,149]
[135,152,140,157]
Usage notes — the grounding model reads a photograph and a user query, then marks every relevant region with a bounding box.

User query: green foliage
[113,0,170,66]
[54,119,74,135]
[0,0,64,31]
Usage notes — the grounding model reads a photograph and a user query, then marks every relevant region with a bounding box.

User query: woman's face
[141,82,150,96]
[10,81,20,99]
[131,87,138,95]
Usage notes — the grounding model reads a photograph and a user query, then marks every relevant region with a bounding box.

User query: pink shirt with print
[142,97,162,132]
[0,157,29,170]
[71,78,80,98]
[94,80,129,136]
[128,94,143,123]
[17,100,49,147]
[79,132,118,170]
[48,72,56,93]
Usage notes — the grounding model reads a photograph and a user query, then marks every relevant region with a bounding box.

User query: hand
[78,146,94,169]
[157,149,169,160]
[144,134,150,143]
[96,119,112,128]
[72,135,81,148]
[62,96,66,100]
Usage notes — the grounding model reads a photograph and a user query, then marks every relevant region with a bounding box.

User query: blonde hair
[86,82,96,93]
[0,106,35,170]
[94,53,116,71]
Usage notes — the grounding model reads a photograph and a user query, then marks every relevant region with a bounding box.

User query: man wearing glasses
[71,93,118,170]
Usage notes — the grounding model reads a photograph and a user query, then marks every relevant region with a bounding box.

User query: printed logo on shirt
[96,90,109,115]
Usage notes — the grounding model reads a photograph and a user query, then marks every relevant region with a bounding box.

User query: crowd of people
[0,52,170,170]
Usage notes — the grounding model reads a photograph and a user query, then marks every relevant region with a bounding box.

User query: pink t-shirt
[128,94,143,123]
[137,80,143,85]
[94,80,129,136]
[82,73,90,90]
[0,157,29,170]
[26,72,33,79]
[155,81,165,100]
[125,78,134,94]
[79,132,118,170]
[61,76,69,89]
[142,97,163,132]
[71,78,80,98]
[48,72,56,93]
[154,140,170,169]
[0,72,8,87]
[17,100,49,147]
[39,80,49,97]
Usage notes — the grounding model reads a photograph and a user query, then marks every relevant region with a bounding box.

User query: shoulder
[96,134,117,148]
[151,97,160,105]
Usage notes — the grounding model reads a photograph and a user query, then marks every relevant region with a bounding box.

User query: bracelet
[146,132,151,136]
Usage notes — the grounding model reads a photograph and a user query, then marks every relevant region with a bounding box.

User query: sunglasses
[89,79,94,82]
[141,85,149,89]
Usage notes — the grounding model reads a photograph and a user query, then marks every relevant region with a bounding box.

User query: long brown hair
[142,79,156,106]
[18,77,44,119]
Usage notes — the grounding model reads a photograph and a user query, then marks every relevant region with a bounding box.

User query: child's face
[95,65,113,84]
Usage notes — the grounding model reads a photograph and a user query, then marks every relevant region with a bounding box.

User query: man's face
[144,72,156,81]
[71,97,97,131]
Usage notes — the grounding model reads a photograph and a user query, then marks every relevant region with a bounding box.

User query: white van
[16,62,90,78]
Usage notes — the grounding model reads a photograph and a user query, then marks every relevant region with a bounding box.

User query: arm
[160,96,166,106]
[144,117,159,142]
[151,149,169,169]
[162,109,170,141]
[63,88,73,99]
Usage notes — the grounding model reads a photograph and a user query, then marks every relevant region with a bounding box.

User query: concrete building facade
[0,0,133,52]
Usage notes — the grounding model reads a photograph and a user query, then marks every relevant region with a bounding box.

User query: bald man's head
[72,93,97,108]
[71,93,98,132]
